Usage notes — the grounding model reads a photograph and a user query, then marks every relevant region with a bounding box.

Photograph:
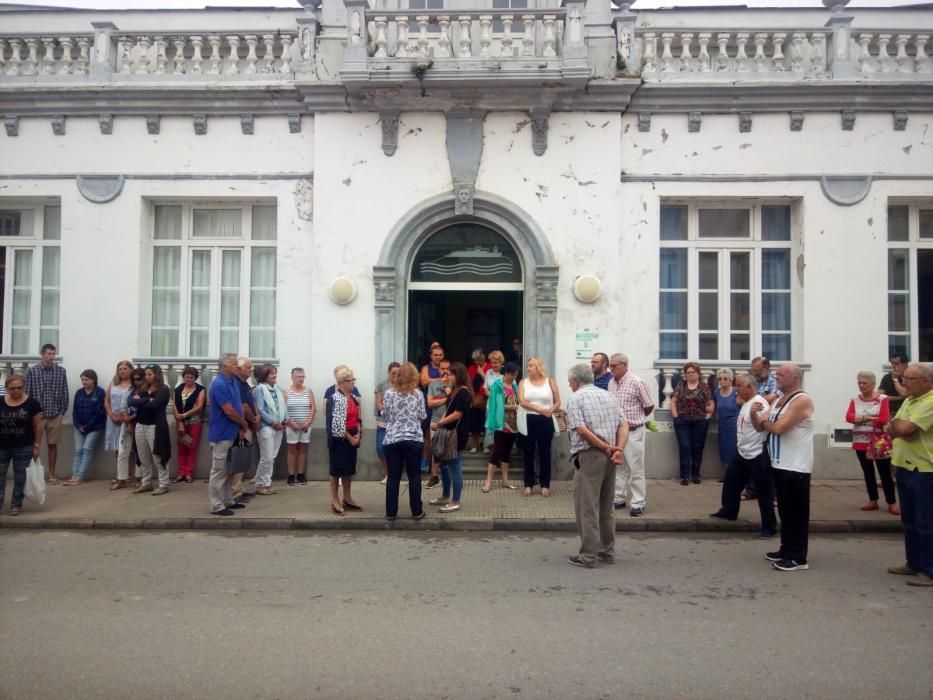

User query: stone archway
[373,191,558,380]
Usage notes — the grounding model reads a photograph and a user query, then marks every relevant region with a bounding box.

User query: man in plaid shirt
[564,363,629,568]
[25,343,69,484]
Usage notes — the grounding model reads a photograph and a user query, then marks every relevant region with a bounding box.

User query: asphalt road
[0,531,930,700]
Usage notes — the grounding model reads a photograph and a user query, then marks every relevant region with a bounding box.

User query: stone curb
[0,517,904,534]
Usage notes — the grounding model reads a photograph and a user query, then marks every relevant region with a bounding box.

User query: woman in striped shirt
[285,367,316,485]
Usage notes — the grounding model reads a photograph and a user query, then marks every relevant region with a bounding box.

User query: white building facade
[0,0,931,479]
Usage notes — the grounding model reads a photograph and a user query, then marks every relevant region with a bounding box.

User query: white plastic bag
[24,458,46,505]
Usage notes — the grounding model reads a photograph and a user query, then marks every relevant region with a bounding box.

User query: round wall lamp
[573,274,602,303]
[329,276,357,305]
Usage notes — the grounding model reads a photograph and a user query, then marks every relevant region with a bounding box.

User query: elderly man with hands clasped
[564,363,628,569]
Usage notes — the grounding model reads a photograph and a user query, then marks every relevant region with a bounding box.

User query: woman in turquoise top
[482,361,520,493]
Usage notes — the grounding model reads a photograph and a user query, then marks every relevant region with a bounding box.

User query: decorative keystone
[241,114,254,135]
[738,112,752,133]
[638,112,651,133]
[288,113,302,133]
[99,114,113,135]
[688,111,702,133]
[4,115,19,137]
[380,110,400,157]
[893,111,908,131]
[531,111,549,156]
[841,110,856,131]
[146,115,161,134]
[193,114,207,135]
[51,115,66,135]
[790,111,804,131]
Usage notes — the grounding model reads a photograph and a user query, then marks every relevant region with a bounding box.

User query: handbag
[226,438,253,475]
[25,458,46,505]
[552,409,567,433]
[431,388,466,461]
[866,431,893,460]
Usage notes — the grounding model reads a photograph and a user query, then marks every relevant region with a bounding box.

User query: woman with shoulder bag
[517,357,561,497]
[327,367,362,515]
[430,362,471,513]
[846,370,898,515]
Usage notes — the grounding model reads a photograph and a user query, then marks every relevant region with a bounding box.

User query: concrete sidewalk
[0,477,905,533]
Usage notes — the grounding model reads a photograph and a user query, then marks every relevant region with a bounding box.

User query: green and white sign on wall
[575,328,598,359]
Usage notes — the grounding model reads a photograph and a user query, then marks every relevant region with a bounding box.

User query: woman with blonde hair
[326,366,362,515]
[104,360,134,490]
[517,356,561,497]
[382,363,427,520]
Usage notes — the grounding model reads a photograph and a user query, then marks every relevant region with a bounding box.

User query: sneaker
[412,511,426,521]
[691,477,702,485]
[296,474,307,485]
[468,447,478,454]
[567,555,593,569]
[680,479,689,486]
[709,511,736,521]
[614,501,626,509]
[756,530,777,540]
[425,476,440,489]
[764,551,784,562]
[428,497,449,506]
[229,502,246,510]
[906,573,933,587]
[9,506,21,516]
[596,553,615,564]
[380,476,388,485]
[133,484,153,494]
[213,508,234,516]
[772,558,809,571]
[630,507,644,517]
[151,487,169,496]
[286,475,295,486]
[888,564,917,575]
[439,503,460,513]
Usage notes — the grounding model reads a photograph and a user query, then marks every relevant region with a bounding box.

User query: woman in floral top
[382,363,427,521]
[670,361,714,486]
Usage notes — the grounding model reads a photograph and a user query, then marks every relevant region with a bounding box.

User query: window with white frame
[887,203,933,362]
[659,202,795,362]
[0,202,61,354]
[150,202,277,359]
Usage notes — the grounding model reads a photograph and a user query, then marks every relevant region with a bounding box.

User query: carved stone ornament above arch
[75,174,125,204]
[819,175,873,206]
[373,190,558,381]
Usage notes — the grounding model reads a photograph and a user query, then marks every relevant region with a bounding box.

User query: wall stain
[342,177,351,186]
[513,119,530,133]
[739,143,752,150]
[903,145,912,154]
[661,128,669,144]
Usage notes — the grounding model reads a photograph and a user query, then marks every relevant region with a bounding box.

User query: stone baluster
[244,35,258,72]
[207,35,222,74]
[23,38,39,76]
[894,34,910,73]
[6,39,23,76]
[479,15,493,58]
[0,40,6,76]
[789,32,804,72]
[416,16,429,58]
[696,32,711,72]
[173,37,187,74]
[716,33,730,71]
[76,36,90,75]
[679,33,693,71]
[915,35,930,73]
[810,32,826,76]
[57,36,73,75]
[191,35,205,74]
[642,32,657,74]
[118,36,132,74]
[225,35,241,74]
[857,33,874,73]
[373,17,388,57]
[521,15,535,57]
[134,36,151,74]
[735,33,749,71]
[436,16,452,58]
[261,34,276,72]
[661,369,675,409]
[154,36,168,74]
[771,33,786,72]
[40,37,56,75]
[395,17,411,58]
[279,34,293,72]
[876,33,892,73]
[458,16,472,58]
[499,15,515,58]
[542,15,557,58]
[660,32,674,71]
[752,33,767,71]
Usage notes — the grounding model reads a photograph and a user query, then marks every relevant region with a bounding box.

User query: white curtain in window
[252,206,277,241]
[151,247,181,355]
[41,247,60,330]
[189,250,211,357]
[249,247,276,358]
[43,206,61,240]
[194,209,241,238]
[12,249,33,354]
[154,206,182,240]
[219,250,241,354]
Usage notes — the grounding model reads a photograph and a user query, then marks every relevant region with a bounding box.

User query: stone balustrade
[132,357,279,391]
[852,30,930,74]
[652,360,811,410]
[0,35,93,76]
[0,356,57,386]
[363,10,571,61]
[634,29,829,79]
[113,32,298,77]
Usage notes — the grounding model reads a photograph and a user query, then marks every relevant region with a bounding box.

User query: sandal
[541,487,550,497]
[502,482,517,490]
[523,487,532,497]
[47,477,60,485]
[481,484,491,493]
[109,481,126,491]
[331,504,345,516]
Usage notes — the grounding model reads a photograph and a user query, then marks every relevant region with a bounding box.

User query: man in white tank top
[751,363,814,572]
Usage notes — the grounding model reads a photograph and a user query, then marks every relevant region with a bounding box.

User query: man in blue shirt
[230,356,260,498]
[591,353,612,391]
[208,353,250,516]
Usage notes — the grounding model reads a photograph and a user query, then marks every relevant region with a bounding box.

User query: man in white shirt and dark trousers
[607,353,654,517]
[709,373,777,539]
[564,363,628,569]
[752,363,814,571]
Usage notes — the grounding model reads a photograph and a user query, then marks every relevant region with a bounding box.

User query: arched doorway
[408,223,523,367]
[373,191,558,382]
